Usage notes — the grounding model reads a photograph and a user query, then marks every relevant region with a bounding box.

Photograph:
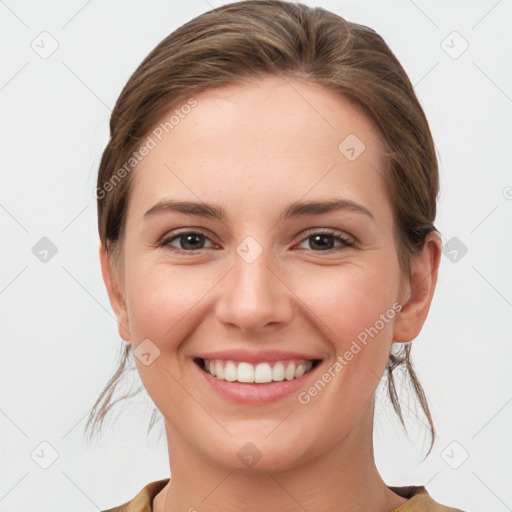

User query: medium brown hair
[87,0,440,455]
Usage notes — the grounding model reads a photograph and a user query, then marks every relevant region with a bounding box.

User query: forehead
[129,76,390,222]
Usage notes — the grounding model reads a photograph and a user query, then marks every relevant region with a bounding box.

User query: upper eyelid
[298,227,353,239]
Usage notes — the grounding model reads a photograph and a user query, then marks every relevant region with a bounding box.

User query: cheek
[294,260,400,400]
[124,255,221,356]
[296,260,399,341]
[124,262,209,397]
[124,257,190,341]
[289,264,400,426]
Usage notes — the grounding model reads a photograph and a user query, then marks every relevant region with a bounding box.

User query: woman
[88,1,464,510]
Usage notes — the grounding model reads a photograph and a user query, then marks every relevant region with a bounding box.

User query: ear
[99,243,131,342]
[393,232,442,343]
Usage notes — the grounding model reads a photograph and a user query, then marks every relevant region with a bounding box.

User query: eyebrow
[143,198,375,222]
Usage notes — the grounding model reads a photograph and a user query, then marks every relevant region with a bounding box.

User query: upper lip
[195,349,322,364]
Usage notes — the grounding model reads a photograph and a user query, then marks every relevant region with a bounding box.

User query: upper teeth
[204,359,314,383]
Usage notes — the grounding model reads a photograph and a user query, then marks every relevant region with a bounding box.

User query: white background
[1,1,511,511]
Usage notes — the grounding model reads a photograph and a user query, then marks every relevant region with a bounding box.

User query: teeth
[215,360,224,379]
[284,362,296,381]
[272,362,285,382]
[224,361,237,382]
[203,358,316,384]
[254,363,272,383]
[237,362,254,383]
[294,363,305,378]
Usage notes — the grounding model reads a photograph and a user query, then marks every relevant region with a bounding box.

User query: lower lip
[194,361,320,404]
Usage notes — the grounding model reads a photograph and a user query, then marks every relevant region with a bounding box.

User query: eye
[159,231,216,252]
[158,229,355,254]
[297,230,355,252]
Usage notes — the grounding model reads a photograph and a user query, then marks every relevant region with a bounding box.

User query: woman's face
[103,76,429,472]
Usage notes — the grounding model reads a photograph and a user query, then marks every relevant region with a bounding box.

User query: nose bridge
[214,240,292,332]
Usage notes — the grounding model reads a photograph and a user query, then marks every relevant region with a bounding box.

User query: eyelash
[157,229,356,254]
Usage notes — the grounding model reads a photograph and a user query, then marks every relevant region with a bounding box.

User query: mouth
[194,357,322,384]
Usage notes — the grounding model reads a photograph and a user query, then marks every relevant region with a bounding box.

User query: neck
[154,409,406,512]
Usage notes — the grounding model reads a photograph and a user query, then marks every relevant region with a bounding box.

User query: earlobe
[393,232,442,343]
[99,243,131,342]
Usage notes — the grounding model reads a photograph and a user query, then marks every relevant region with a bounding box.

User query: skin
[100,76,441,512]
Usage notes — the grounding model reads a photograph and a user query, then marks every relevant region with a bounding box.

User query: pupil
[181,234,203,250]
[311,234,333,250]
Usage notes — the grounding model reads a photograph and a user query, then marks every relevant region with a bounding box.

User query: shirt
[102,478,465,511]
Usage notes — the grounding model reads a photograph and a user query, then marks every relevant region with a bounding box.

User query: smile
[196,358,320,384]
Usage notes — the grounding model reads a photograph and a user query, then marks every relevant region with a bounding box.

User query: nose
[214,250,294,333]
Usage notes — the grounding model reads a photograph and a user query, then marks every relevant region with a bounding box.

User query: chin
[200,431,317,474]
